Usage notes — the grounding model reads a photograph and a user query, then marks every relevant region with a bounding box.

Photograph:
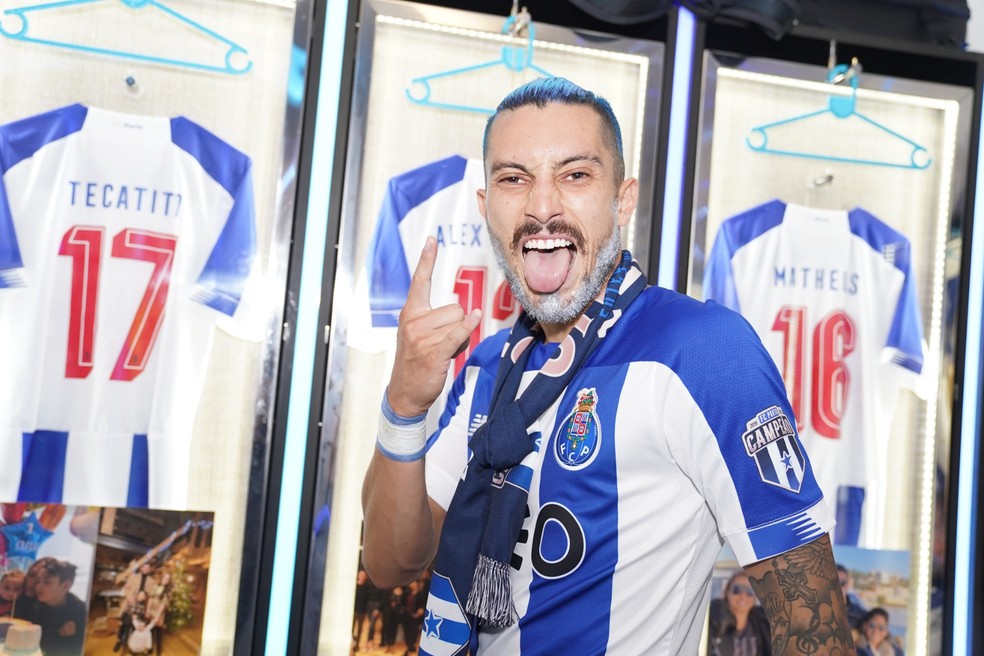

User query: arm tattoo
[745,535,855,655]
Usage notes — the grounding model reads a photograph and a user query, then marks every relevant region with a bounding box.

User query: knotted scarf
[422,251,648,653]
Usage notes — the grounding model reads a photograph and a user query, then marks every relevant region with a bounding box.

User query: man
[362,77,853,654]
[33,558,87,655]
[115,560,155,651]
[13,555,57,623]
[838,563,869,630]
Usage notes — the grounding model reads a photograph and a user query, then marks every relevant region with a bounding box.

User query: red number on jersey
[772,305,856,439]
[59,226,178,381]
[453,266,486,376]
[451,267,518,376]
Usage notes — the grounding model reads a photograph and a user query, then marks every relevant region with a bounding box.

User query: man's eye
[567,171,588,180]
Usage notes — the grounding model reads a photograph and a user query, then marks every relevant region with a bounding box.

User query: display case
[291,0,671,653]
[0,1,316,653]
[679,20,984,656]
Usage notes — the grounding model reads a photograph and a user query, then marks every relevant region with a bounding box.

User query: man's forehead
[489,103,604,142]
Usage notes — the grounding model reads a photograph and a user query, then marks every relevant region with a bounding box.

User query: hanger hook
[0,9,29,38]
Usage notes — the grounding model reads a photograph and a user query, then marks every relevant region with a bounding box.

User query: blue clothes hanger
[745,61,930,170]
[405,6,554,115]
[0,0,252,75]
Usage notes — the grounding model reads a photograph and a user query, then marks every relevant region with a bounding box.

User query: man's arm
[745,534,855,655]
[362,457,447,588]
[361,237,480,588]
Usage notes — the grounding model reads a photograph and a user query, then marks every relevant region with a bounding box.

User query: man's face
[23,566,42,597]
[479,103,637,329]
[34,572,70,605]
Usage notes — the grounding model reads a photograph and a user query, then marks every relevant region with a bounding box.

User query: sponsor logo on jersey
[554,388,601,470]
[468,413,487,440]
[742,405,805,493]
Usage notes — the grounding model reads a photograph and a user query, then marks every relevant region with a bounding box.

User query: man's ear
[616,178,638,227]
[476,188,488,220]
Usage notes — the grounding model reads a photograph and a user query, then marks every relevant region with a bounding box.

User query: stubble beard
[490,217,623,326]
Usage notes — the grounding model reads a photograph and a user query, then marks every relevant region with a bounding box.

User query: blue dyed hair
[483,77,625,182]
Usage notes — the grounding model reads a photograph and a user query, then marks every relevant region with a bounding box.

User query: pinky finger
[449,309,482,358]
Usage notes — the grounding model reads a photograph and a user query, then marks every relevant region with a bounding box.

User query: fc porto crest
[554,388,602,470]
[742,405,805,493]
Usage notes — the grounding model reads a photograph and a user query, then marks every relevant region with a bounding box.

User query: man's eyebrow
[489,160,531,176]
[556,153,604,170]
[489,154,603,176]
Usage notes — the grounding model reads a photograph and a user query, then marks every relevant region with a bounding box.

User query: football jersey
[0,104,255,509]
[703,200,924,546]
[421,285,833,656]
[366,155,519,377]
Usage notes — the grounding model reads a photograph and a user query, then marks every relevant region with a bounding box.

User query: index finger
[404,236,437,313]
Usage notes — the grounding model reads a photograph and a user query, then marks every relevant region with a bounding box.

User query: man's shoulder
[606,286,766,362]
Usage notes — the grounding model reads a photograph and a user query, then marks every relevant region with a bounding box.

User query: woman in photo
[707,571,772,656]
[856,607,904,656]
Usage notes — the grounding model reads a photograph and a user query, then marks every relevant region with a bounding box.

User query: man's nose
[525,180,562,225]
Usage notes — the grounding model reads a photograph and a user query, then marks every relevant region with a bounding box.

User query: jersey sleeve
[366,155,470,328]
[170,117,256,317]
[848,208,924,374]
[0,105,88,288]
[665,301,835,566]
[702,225,739,310]
[703,199,786,310]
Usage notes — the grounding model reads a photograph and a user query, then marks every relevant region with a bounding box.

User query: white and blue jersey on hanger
[0,104,255,509]
[365,155,519,372]
[703,200,924,547]
[421,284,833,655]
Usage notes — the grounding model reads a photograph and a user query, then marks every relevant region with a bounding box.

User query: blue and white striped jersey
[0,104,255,509]
[422,284,833,655]
[366,155,519,375]
[703,201,924,546]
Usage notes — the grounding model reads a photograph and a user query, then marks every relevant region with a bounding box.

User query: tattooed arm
[744,534,855,655]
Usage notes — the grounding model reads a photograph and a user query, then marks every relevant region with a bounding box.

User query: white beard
[491,221,623,327]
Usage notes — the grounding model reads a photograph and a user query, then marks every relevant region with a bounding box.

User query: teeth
[525,238,572,251]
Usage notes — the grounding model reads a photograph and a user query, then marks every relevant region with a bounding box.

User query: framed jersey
[302,0,668,653]
[0,104,255,510]
[680,22,984,656]
[0,0,316,653]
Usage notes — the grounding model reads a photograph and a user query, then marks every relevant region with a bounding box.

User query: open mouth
[522,237,576,294]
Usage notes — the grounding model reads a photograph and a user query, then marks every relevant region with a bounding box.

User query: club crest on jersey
[742,405,805,493]
[554,388,601,470]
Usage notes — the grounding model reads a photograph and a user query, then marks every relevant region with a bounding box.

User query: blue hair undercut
[482,77,625,183]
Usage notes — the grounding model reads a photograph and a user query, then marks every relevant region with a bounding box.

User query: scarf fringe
[465,554,518,629]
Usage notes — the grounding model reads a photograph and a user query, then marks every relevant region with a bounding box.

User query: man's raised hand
[386,237,482,418]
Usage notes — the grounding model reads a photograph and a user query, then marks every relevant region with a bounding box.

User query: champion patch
[554,388,601,470]
[742,405,805,493]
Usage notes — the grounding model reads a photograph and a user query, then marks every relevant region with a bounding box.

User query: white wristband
[376,393,427,462]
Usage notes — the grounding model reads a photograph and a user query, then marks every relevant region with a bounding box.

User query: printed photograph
[83,508,213,656]
[0,503,98,656]
[833,544,910,653]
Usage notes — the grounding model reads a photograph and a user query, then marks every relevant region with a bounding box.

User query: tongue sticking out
[524,247,572,294]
